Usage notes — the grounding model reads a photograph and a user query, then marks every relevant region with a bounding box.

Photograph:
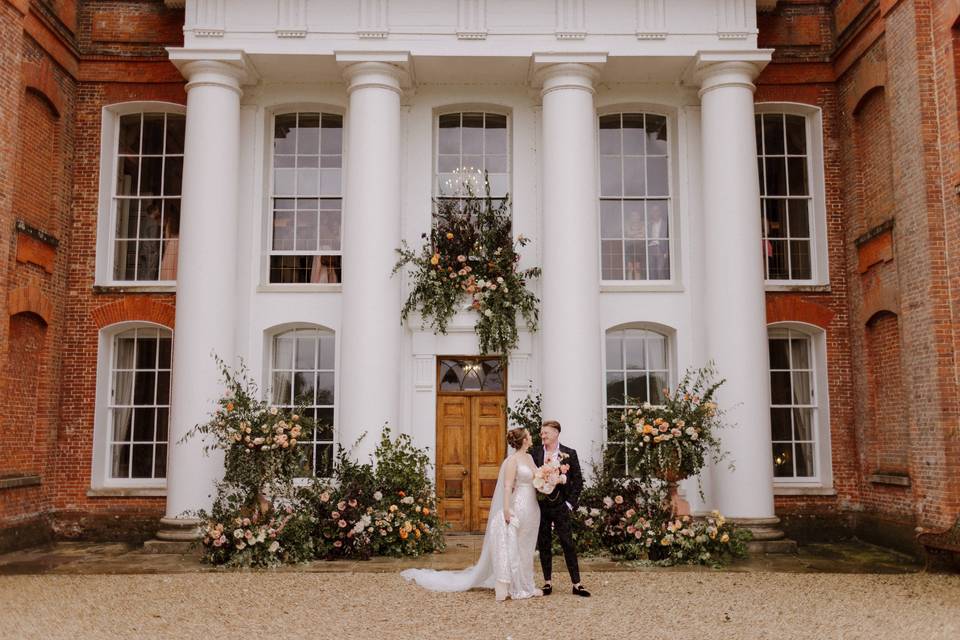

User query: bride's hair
[506,427,528,450]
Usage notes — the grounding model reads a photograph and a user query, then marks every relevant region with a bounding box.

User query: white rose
[268,541,280,553]
[484,309,493,317]
[373,491,383,501]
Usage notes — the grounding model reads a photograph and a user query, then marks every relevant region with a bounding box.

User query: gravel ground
[1,571,958,640]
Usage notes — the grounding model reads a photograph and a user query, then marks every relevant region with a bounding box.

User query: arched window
[604,327,671,475]
[598,112,671,281]
[435,111,510,208]
[269,111,343,284]
[269,326,336,476]
[102,325,172,482]
[112,111,185,282]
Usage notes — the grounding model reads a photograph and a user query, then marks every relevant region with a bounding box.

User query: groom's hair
[541,420,561,432]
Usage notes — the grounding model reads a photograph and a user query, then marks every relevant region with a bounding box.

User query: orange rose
[398,491,405,497]
[446,232,454,240]
[400,530,409,540]
[430,253,440,265]
[422,507,430,516]
[226,402,234,412]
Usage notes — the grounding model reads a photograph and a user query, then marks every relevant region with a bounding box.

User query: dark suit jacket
[531,443,583,511]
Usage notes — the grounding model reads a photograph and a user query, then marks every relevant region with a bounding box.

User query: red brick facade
[1,0,958,555]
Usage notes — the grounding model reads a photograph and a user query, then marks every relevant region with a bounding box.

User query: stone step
[142,539,198,554]
[748,538,799,554]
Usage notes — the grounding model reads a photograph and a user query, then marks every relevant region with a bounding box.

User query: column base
[731,516,799,554]
[143,516,202,554]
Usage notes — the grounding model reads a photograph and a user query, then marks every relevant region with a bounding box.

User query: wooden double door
[436,358,507,533]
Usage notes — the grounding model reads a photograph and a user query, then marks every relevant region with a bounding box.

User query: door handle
[462,469,469,476]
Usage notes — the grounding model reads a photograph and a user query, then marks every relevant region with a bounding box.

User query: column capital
[166,49,259,94]
[689,50,773,98]
[530,53,606,96]
[336,52,413,94]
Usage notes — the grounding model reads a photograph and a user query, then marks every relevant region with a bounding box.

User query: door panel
[472,396,506,532]
[437,396,470,532]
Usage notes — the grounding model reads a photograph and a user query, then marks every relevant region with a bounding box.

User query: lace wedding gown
[400,458,542,601]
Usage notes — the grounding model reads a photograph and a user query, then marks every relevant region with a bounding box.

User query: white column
[538,62,604,465]
[338,61,404,461]
[160,60,243,537]
[697,59,779,529]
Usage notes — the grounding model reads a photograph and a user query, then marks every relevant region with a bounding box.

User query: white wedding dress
[401,457,542,601]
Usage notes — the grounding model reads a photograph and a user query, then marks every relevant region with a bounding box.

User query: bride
[401,427,543,601]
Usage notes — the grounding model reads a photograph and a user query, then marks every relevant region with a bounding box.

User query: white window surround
[260,104,346,290]
[768,321,833,491]
[755,102,829,288]
[596,105,680,291]
[262,323,339,479]
[91,321,173,490]
[94,101,186,290]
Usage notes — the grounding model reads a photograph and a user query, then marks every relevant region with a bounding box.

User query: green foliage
[301,429,447,560]
[394,183,541,358]
[613,363,730,483]
[506,391,543,447]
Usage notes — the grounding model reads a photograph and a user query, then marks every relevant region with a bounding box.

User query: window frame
[602,324,675,477]
[262,106,346,289]
[596,107,678,288]
[91,321,173,490]
[264,323,339,479]
[767,322,833,490]
[95,102,186,290]
[755,103,829,288]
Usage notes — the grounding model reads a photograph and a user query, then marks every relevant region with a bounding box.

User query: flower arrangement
[533,451,570,495]
[614,363,728,483]
[300,429,446,560]
[184,358,316,567]
[393,176,541,358]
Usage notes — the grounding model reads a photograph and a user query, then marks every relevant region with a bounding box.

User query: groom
[531,420,590,597]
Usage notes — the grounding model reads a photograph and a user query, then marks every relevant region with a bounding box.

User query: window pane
[625,373,648,404]
[165,115,185,154]
[647,336,667,370]
[764,157,787,196]
[112,408,133,442]
[764,199,787,236]
[133,408,155,441]
[601,240,624,280]
[605,372,625,405]
[154,445,167,478]
[646,156,668,197]
[766,240,789,280]
[624,336,645,369]
[273,337,294,369]
[273,210,295,250]
[274,114,298,154]
[772,442,792,477]
[793,408,814,441]
[623,202,645,239]
[163,157,183,196]
[605,335,623,370]
[139,157,163,196]
[118,114,141,155]
[131,444,154,478]
[762,114,785,155]
[790,240,812,280]
[646,201,668,238]
[112,444,131,478]
[622,113,644,155]
[623,240,646,280]
[600,201,622,238]
[296,112,320,155]
[135,335,158,368]
[785,115,806,155]
[142,114,165,155]
[794,442,814,477]
[770,371,791,405]
[787,157,808,196]
[598,115,621,155]
[771,407,792,441]
[769,338,790,369]
[623,156,645,197]
[461,113,484,154]
[116,157,139,196]
[790,336,811,369]
[600,156,622,197]
[645,114,668,155]
[754,114,763,155]
[294,371,316,405]
[133,372,156,404]
[112,371,133,405]
[788,200,809,238]
[485,116,507,154]
[272,371,292,404]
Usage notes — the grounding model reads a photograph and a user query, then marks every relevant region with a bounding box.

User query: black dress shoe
[571,585,591,597]
[541,583,553,596]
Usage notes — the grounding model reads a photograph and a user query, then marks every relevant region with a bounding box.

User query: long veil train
[399,459,509,591]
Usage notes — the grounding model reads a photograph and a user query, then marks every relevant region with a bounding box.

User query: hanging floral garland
[393,171,541,357]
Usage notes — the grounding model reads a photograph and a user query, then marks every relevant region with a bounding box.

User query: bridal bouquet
[533,452,570,495]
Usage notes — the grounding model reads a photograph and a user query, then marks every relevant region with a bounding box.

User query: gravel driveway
[2,571,958,640]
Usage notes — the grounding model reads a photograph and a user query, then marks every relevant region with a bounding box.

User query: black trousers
[536,503,581,584]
